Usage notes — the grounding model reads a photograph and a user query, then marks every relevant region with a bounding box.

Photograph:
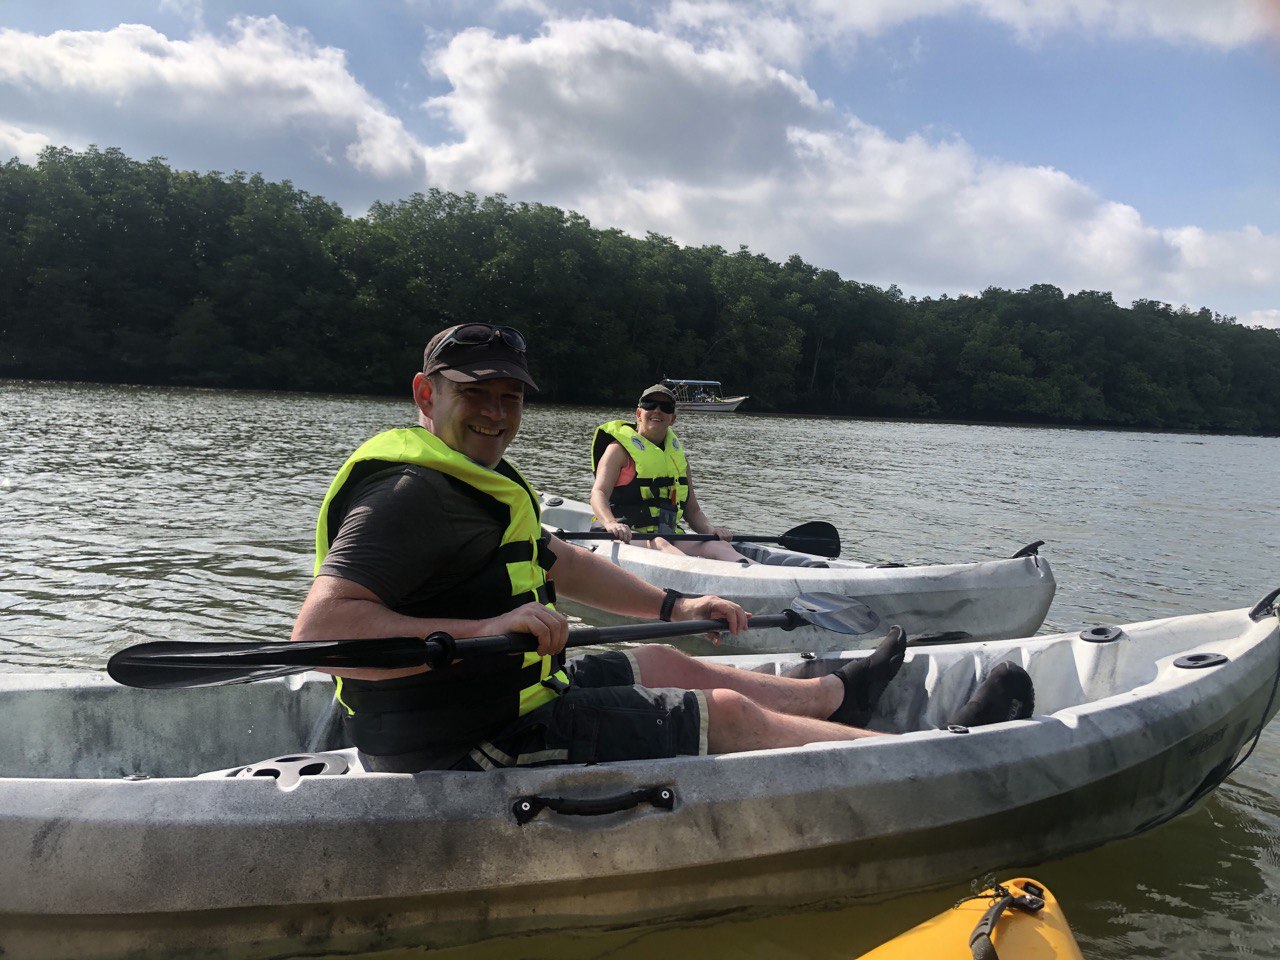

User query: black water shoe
[949,662,1034,727]
[827,625,908,728]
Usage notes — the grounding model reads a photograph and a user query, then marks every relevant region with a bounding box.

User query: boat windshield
[662,379,725,401]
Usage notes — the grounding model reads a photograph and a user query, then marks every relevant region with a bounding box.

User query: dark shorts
[457,650,707,771]
[354,651,706,773]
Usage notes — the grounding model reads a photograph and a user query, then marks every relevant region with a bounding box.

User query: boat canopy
[662,379,723,388]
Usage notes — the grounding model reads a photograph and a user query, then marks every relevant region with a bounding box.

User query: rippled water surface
[2,380,1279,958]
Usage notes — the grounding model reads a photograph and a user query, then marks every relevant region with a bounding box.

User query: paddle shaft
[564,531,784,544]
[146,612,798,663]
[107,611,805,688]
[552,520,840,557]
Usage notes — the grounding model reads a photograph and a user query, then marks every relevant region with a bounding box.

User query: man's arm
[291,575,572,679]
[290,469,570,677]
[547,536,747,635]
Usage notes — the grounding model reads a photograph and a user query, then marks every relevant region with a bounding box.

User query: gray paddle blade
[789,592,881,635]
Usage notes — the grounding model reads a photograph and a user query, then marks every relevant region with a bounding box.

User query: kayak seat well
[735,542,832,567]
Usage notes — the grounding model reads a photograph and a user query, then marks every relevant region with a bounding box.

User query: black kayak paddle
[106,592,881,690]
[552,520,841,558]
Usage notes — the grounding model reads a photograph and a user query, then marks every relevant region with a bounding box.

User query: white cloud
[423,17,825,193]
[0,17,425,200]
[667,0,1280,50]
[659,0,810,67]
[0,121,54,162]
[1245,309,1280,328]
[421,14,1280,317]
[965,0,1280,48]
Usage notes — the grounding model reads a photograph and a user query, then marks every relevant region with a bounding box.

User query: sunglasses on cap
[427,323,527,362]
[638,399,676,414]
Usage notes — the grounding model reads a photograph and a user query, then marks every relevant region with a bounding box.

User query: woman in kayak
[590,383,753,563]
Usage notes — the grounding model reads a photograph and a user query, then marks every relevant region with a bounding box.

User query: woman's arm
[588,441,635,542]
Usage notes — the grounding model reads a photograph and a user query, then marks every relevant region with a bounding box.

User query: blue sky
[2,1,1278,326]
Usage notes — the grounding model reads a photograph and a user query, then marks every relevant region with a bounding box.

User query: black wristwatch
[659,588,683,622]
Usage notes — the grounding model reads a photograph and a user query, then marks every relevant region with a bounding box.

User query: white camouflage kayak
[541,493,1056,651]
[1,590,1277,959]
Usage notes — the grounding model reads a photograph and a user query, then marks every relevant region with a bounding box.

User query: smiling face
[414,373,524,467]
[635,394,676,442]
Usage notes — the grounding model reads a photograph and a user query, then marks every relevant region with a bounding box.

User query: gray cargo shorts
[458,650,708,770]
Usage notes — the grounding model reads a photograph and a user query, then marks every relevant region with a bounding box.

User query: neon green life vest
[590,420,689,533]
[315,426,565,719]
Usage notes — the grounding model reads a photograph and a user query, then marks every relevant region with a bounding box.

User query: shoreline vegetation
[3,145,1279,436]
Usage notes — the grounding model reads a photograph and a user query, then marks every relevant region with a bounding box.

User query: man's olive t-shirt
[318,464,508,613]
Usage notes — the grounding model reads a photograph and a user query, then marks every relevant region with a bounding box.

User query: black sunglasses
[428,324,527,362]
[638,399,675,414]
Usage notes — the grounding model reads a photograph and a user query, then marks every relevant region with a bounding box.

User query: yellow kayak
[857,878,1085,960]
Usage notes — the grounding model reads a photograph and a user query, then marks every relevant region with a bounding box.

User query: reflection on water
[2,380,1279,958]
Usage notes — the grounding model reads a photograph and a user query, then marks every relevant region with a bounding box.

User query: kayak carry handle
[512,785,676,825]
[967,882,1046,960]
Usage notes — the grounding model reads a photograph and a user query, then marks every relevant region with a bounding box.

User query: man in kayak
[589,383,753,563]
[291,322,1034,772]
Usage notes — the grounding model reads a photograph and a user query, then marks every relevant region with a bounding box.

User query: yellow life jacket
[314,426,565,721]
[591,420,689,533]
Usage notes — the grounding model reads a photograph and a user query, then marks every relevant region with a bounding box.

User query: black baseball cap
[422,323,538,390]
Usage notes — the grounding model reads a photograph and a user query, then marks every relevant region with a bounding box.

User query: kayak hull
[1,603,1276,959]
[541,494,1056,651]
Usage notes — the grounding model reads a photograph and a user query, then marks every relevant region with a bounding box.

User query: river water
[3,380,1279,958]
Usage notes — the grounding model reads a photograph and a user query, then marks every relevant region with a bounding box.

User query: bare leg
[677,539,755,564]
[632,643,844,719]
[705,689,887,752]
[642,537,686,557]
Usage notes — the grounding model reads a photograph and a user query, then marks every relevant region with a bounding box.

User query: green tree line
[3,145,1278,434]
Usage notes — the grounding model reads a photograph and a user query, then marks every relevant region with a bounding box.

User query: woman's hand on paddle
[483,602,570,656]
[674,594,749,644]
[602,519,632,543]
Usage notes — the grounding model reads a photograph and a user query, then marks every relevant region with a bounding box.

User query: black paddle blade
[111,660,319,689]
[776,521,841,558]
[107,637,428,690]
[788,593,880,635]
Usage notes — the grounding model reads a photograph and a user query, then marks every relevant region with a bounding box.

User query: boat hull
[542,494,1056,651]
[1,604,1277,959]
[675,395,748,412]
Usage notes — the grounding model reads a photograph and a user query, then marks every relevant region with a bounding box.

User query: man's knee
[632,642,696,680]
[704,688,757,728]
